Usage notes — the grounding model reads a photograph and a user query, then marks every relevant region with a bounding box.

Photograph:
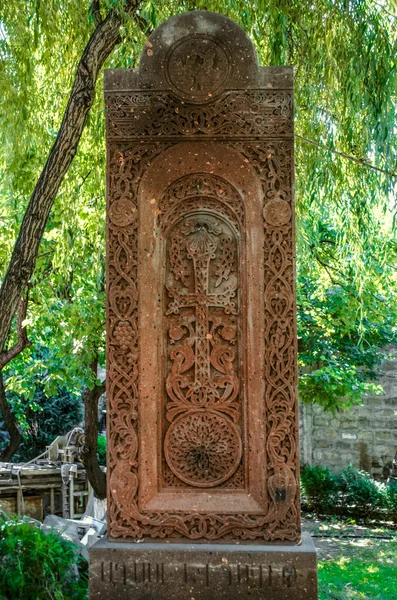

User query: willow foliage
[0,0,396,412]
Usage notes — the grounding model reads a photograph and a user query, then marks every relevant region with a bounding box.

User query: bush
[0,516,88,600]
[301,464,397,521]
[386,487,397,522]
[9,385,83,462]
[336,466,385,516]
[300,465,339,512]
[97,434,106,466]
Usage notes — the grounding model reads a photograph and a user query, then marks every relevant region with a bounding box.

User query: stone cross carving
[105,10,299,543]
[165,215,241,488]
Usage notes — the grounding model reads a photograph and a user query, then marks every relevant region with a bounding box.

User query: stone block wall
[299,348,397,479]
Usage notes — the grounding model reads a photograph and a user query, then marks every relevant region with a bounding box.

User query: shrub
[301,464,397,521]
[386,487,397,522]
[0,516,88,600]
[97,434,106,466]
[335,466,386,516]
[301,465,339,512]
[9,385,83,462]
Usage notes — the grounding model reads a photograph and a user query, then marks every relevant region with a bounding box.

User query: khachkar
[89,10,318,600]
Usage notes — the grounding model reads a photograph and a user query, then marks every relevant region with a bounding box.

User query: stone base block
[89,533,318,599]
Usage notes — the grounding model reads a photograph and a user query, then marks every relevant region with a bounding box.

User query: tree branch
[0,298,31,370]
[90,0,103,26]
[0,0,142,353]
[296,134,397,178]
[0,374,21,462]
[0,296,31,459]
[81,356,106,498]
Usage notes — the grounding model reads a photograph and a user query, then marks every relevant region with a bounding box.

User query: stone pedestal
[89,533,317,600]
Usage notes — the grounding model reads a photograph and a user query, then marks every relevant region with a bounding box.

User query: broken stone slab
[41,514,82,546]
[80,527,101,560]
[78,515,107,535]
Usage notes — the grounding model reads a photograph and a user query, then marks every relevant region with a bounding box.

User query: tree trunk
[0,1,141,352]
[0,299,31,460]
[81,359,106,498]
[0,374,21,462]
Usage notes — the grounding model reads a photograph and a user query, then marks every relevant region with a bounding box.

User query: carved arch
[159,173,245,235]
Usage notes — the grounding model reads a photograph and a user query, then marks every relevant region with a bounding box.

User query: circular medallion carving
[109,199,137,227]
[263,198,291,226]
[165,35,230,101]
[164,410,242,488]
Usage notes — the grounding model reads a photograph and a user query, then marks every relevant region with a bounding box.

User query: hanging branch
[0,298,31,370]
[0,298,31,461]
[0,0,142,353]
[296,134,397,179]
[373,0,397,19]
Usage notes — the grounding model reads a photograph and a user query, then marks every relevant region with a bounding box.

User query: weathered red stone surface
[89,534,318,599]
[105,10,299,542]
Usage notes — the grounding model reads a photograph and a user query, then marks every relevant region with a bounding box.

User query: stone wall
[299,348,397,479]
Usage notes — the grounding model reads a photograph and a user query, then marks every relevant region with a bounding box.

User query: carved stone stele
[90,11,319,600]
[104,10,300,544]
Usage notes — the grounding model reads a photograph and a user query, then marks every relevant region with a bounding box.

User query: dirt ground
[302,517,397,560]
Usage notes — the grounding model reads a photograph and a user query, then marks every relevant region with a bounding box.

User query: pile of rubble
[40,493,106,558]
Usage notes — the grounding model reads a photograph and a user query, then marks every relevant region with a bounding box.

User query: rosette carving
[165,410,242,487]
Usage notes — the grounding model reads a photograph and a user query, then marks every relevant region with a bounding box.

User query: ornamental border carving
[105,90,293,139]
[106,140,299,541]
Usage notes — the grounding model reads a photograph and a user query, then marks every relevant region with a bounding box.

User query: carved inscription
[99,561,298,589]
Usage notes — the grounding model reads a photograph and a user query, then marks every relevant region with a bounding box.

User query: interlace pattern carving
[107,141,298,541]
[105,90,293,138]
[233,141,299,538]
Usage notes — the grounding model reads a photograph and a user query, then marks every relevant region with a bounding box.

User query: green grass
[319,539,397,599]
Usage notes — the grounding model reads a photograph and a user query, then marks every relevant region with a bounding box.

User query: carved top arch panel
[105,12,292,129]
[135,12,258,103]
